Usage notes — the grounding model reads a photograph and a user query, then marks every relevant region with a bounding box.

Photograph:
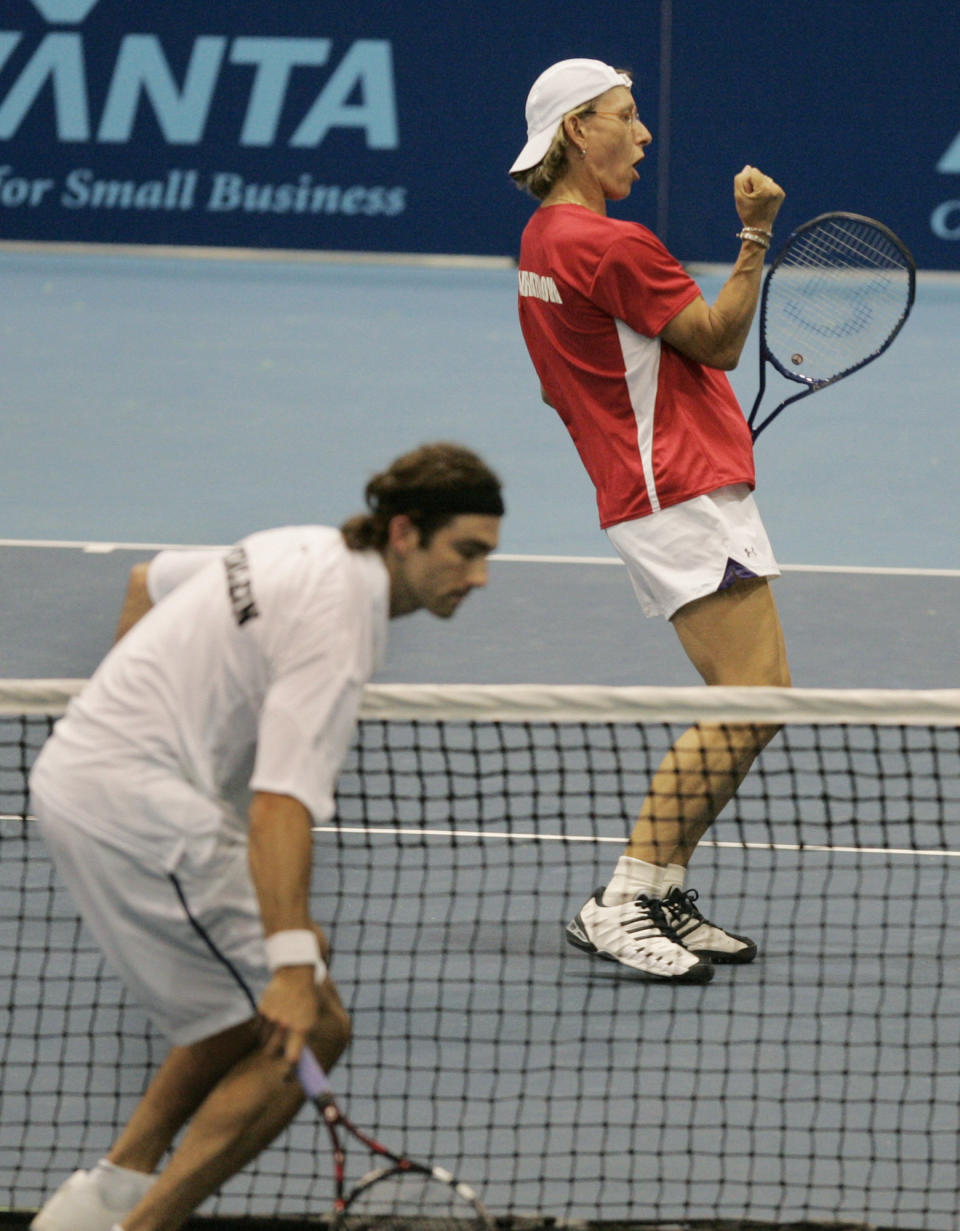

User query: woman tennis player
[510,58,790,983]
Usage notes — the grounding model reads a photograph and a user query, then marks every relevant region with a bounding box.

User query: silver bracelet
[737,227,772,250]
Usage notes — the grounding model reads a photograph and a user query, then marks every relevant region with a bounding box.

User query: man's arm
[248,791,319,1064]
[113,562,153,642]
[659,165,785,371]
[114,548,228,644]
[249,791,314,935]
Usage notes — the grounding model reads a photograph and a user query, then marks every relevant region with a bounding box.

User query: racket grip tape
[296,1045,333,1100]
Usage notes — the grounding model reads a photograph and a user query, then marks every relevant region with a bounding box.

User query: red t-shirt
[517,205,755,527]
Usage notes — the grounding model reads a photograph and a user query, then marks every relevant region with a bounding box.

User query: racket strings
[764,217,913,383]
[788,219,906,269]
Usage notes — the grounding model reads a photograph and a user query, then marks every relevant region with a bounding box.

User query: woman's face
[577,85,652,200]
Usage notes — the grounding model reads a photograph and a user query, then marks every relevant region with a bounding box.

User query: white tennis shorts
[35,800,270,1046]
[606,483,779,619]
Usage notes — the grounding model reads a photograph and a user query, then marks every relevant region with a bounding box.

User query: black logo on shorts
[223,546,260,626]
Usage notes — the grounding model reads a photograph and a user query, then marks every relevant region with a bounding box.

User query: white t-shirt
[31,526,389,870]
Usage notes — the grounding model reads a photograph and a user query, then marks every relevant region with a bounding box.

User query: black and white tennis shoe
[660,887,758,964]
[565,889,714,983]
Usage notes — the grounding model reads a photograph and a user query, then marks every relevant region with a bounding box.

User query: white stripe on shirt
[616,319,663,514]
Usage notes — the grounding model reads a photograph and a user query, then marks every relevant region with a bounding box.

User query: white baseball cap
[509,58,633,174]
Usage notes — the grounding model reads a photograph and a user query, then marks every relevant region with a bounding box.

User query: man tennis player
[28,442,504,1231]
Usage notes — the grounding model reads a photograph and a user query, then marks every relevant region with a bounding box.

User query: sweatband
[374,483,505,518]
[265,929,328,985]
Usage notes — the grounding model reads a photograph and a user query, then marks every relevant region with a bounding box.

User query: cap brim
[509,126,557,175]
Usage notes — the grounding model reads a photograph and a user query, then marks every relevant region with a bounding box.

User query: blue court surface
[2,245,959,1230]
[0,244,958,687]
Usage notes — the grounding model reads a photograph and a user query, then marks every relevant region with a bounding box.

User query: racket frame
[297,1047,493,1226]
[748,210,917,439]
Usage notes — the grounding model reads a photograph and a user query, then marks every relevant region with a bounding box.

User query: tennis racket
[297,1047,493,1231]
[748,211,916,439]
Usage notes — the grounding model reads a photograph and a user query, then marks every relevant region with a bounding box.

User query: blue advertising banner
[0,0,556,255]
[0,0,958,267]
[663,1,960,273]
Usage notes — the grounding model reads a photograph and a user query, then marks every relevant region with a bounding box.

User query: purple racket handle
[297,1046,334,1101]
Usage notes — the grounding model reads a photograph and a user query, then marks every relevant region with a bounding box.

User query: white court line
[2,537,960,577]
[0,238,515,271]
[314,824,960,860]
[0,537,225,552]
[498,555,960,578]
[687,262,960,285]
[6,812,955,860]
[6,242,959,282]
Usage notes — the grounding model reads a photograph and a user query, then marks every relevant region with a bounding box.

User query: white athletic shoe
[660,887,758,964]
[565,889,713,983]
[30,1160,153,1231]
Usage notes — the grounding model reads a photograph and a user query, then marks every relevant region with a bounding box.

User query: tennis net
[3,679,960,1231]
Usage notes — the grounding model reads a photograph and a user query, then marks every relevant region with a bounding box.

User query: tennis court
[1,245,959,1230]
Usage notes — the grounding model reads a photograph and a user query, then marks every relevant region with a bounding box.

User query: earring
[578,146,587,159]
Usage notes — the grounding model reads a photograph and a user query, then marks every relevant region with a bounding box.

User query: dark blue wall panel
[0,0,956,267]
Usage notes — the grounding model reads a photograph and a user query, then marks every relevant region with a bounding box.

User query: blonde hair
[510,71,634,201]
[509,101,594,200]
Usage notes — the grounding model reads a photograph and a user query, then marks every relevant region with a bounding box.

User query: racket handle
[296,1046,333,1100]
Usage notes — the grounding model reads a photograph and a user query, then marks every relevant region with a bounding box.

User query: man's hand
[257,965,318,1067]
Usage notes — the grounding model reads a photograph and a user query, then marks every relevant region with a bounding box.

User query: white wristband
[265,929,328,985]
